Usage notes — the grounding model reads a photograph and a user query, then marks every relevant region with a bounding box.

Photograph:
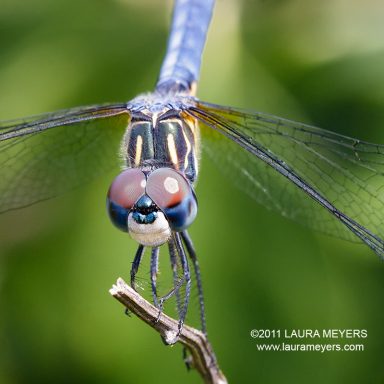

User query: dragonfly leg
[155,234,191,346]
[182,345,194,371]
[125,244,145,316]
[174,232,191,338]
[155,235,185,321]
[181,230,207,336]
[170,236,187,361]
[169,237,183,318]
[130,244,145,291]
[155,269,185,323]
[181,231,218,370]
[180,231,207,366]
[158,234,191,345]
[150,247,160,308]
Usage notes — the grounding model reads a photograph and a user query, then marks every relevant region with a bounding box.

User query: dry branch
[109,277,228,384]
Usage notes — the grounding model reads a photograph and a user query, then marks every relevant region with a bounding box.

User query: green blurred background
[1,0,384,383]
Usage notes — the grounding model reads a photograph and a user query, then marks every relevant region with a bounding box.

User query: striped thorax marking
[122,108,200,183]
[134,135,143,167]
[166,132,179,166]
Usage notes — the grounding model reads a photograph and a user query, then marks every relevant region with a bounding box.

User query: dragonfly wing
[186,101,384,258]
[0,104,130,213]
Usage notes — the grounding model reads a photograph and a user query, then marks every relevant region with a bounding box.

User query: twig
[109,277,228,384]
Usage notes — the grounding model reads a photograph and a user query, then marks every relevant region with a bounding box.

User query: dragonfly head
[107,168,197,246]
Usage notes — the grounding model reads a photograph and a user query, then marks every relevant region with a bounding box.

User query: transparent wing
[0,104,130,213]
[186,101,384,258]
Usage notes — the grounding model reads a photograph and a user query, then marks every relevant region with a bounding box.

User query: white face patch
[164,176,179,194]
[128,211,171,247]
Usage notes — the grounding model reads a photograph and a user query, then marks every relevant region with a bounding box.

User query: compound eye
[108,169,146,209]
[146,168,189,209]
[146,168,197,231]
[107,169,146,231]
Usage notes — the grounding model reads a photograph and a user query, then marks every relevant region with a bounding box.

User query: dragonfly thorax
[121,107,200,184]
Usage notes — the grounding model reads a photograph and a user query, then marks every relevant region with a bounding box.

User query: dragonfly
[1,0,384,342]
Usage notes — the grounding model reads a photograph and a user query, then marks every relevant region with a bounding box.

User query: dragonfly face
[107,167,197,246]
[107,101,199,246]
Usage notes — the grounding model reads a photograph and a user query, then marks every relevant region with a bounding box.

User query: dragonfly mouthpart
[128,208,171,247]
[132,195,158,224]
[127,194,171,246]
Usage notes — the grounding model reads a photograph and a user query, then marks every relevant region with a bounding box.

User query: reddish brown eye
[146,168,197,231]
[108,168,146,209]
[146,168,189,208]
